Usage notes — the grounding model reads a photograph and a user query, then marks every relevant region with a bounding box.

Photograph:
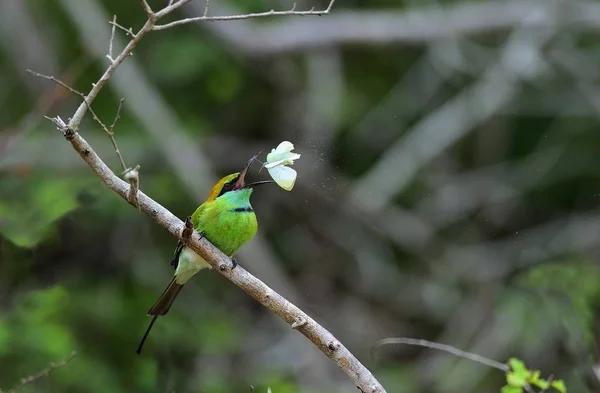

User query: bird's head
[207,154,273,202]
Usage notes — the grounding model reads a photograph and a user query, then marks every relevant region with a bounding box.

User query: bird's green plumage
[192,187,257,256]
[173,187,257,284]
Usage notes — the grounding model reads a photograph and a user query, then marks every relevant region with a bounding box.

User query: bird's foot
[182,216,194,243]
[231,257,238,270]
[198,231,205,241]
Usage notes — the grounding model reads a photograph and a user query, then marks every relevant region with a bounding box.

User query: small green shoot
[503,358,566,393]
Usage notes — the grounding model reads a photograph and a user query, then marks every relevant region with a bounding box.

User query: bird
[136,155,272,354]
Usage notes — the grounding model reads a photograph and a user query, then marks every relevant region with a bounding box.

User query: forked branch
[153,0,337,30]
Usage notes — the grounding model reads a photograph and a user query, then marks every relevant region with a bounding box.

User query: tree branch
[139,0,153,14]
[36,1,386,392]
[5,351,77,393]
[45,117,385,392]
[66,18,153,131]
[372,338,509,372]
[153,0,337,31]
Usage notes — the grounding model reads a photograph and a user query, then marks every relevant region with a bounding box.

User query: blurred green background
[1,0,600,392]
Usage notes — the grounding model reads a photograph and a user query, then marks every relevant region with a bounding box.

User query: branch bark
[38,1,386,392]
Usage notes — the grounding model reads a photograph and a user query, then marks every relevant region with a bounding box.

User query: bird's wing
[170,241,184,269]
[170,203,213,269]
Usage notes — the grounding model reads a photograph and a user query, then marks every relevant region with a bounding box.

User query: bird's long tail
[148,277,184,316]
[136,277,184,354]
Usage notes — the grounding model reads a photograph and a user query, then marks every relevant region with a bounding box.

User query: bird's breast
[201,204,258,256]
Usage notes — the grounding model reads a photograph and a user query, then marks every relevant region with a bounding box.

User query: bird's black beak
[234,154,259,190]
[244,180,275,189]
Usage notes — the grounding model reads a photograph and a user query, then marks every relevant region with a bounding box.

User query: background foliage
[1,0,600,392]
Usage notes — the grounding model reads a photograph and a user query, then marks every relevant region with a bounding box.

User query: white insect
[264,141,301,191]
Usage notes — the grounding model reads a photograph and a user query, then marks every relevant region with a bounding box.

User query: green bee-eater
[136,155,271,354]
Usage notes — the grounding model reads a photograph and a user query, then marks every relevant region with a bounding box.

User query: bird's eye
[217,178,238,197]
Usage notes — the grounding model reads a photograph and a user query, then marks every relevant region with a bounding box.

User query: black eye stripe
[217,178,238,198]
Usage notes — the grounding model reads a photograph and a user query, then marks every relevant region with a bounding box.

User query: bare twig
[66,18,154,130]
[203,0,210,17]
[107,15,117,62]
[26,70,86,99]
[139,0,153,14]
[26,70,112,137]
[29,70,140,208]
[153,0,336,31]
[6,351,77,393]
[105,97,141,209]
[109,20,137,37]
[373,338,509,372]
[154,0,195,18]
[109,98,127,171]
[27,70,130,173]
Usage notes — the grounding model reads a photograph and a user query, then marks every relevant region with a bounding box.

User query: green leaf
[529,372,549,390]
[507,358,530,387]
[508,358,528,374]
[507,372,528,387]
[551,380,567,393]
[528,370,550,389]
[501,386,523,393]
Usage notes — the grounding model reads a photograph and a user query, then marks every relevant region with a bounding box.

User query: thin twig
[27,70,131,175]
[26,70,112,136]
[139,0,153,14]
[109,98,127,171]
[106,98,140,209]
[6,351,77,393]
[30,70,139,208]
[155,0,195,18]
[65,17,154,131]
[203,0,210,17]
[107,15,117,63]
[153,0,336,30]
[372,338,510,372]
[109,20,137,38]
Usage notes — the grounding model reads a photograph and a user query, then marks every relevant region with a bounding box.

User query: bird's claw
[181,216,194,244]
[231,258,238,270]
